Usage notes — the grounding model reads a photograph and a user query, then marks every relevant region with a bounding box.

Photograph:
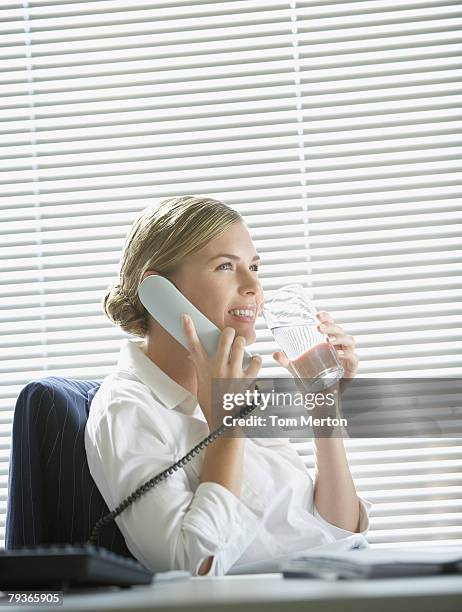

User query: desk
[8,573,462,612]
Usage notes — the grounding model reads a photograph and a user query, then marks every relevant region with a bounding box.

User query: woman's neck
[142,324,198,397]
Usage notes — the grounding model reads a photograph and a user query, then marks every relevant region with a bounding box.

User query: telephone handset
[87,275,258,546]
[137,275,254,368]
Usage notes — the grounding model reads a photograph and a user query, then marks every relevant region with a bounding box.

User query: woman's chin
[223,316,256,345]
[243,329,256,345]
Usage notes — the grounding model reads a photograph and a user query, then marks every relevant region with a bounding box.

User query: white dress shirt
[85,338,372,576]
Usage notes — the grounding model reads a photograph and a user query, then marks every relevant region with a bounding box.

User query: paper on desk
[227,534,369,575]
[290,546,462,565]
[281,544,462,580]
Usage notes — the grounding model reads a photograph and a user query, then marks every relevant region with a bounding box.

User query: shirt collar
[117,338,199,415]
[116,339,290,441]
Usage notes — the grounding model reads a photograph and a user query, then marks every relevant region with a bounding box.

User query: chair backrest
[5,376,134,558]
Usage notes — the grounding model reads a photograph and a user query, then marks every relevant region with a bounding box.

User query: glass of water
[263,284,344,391]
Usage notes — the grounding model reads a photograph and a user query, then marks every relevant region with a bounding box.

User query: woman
[85,195,371,576]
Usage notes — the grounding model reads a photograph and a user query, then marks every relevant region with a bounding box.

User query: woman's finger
[318,321,342,336]
[216,326,237,366]
[244,353,262,378]
[320,323,344,336]
[316,311,335,324]
[229,334,246,371]
[272,351,300,378]
[272,350,291,369]
[181,314,207,360]
[337,346,356,360]
[328,332,355,349]
[338,347,359,373]
[317,318,356,351]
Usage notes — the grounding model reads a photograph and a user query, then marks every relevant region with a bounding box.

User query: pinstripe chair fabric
[5,376,134,558]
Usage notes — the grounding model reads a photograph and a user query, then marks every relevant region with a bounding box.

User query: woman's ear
[141,269,160,282]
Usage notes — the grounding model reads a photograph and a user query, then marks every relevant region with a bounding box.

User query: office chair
[5,376,134,558]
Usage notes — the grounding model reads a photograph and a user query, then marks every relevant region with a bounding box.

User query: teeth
[229,309,254,318]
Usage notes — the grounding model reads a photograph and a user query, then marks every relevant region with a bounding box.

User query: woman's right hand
[181,314,262,428]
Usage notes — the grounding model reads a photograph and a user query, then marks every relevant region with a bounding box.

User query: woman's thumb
[273,350,291,368]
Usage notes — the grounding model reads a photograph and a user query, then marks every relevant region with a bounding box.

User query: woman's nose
[240,274,261,295]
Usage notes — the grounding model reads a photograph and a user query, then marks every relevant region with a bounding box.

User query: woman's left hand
[315,311,358,380]
[272,311,359,382]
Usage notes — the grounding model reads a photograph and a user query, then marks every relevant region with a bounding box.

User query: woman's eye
[217,262,260,272]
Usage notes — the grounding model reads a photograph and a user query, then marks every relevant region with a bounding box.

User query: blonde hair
[103,195,242,337]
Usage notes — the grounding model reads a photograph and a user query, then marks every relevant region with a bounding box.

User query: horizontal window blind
[1,0,461,551]
[289,0,462,549]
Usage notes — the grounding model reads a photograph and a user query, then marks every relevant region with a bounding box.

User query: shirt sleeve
[85,390,261,577]
[313,495,373,539]
[182,481,262,576]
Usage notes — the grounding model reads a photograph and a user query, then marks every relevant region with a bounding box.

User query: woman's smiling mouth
[228,308,256,322]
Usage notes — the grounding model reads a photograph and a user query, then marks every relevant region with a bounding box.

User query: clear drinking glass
[263,284,344,391]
